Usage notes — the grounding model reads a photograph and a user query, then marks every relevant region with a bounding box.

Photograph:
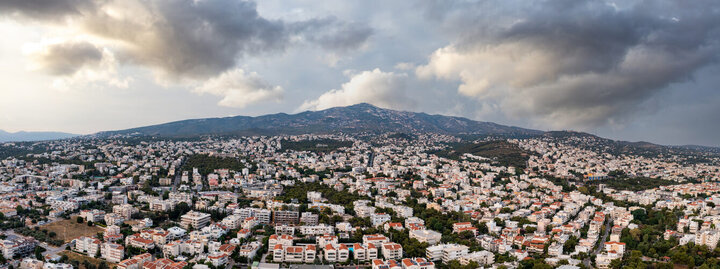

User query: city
[1,130,719,269]
[2,0,720,268]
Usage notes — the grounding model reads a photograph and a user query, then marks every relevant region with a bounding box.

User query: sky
[0,0,719,146]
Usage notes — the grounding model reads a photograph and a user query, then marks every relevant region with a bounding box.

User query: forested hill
[96,103,542,138]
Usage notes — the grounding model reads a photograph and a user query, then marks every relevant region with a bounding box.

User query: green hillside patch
[184,154,247,175]
[431,140,530,168]
[587,177,680,191]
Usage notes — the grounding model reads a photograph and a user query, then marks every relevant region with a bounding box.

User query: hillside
[430,140,532,168]
[97,103,542,138]
[0,130,77,142]
[543,131,720,162]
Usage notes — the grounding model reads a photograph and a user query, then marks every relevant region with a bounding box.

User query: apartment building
[363,234,390,246]
[371,213,391,227]
[268,234,294,247]
[459,251,494,266]
[409,229,442,245]
[81,209,105,222]
[425,244,468,263]
[323,244,350,262]
[300,212,319,225]
[0,236,37,259]
[400,258,436,269]
[695,230,720,249]
[272,244,317,263]
[237,208,271,224]
[101,242,125,263]
[381,243,403,260]
[298,224,335,235]
[117,253,153,269]
[273,210,299,225]
[180,211,211,229]
[352,243,379,261]
[74,236,101,257]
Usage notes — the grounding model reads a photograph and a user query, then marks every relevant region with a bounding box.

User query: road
[172,158,186,191]
[583,218,612,268]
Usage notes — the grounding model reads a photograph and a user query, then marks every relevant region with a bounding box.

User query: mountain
[0,130,77,142]
[542,130,719,159]
[98,103,543,138]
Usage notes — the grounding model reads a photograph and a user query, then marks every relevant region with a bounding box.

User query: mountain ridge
[96,103,543,138]
[0,130,77,142]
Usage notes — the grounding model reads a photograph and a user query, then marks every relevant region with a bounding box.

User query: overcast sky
[1,0,719,146]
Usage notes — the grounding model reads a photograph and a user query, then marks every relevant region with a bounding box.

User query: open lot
[60,250,116,269]
[41,219,105,243]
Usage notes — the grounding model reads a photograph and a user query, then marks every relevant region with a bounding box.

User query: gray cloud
[32,41,103,76]
[417,0,720,129]
[0,0,94,20]
[290,17,373,52]
[2,0,372,81]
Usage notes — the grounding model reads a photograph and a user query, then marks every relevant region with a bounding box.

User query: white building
[410,229,442,245]
[180,211,211,229]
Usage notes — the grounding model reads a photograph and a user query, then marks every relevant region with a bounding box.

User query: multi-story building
[237,208,271,224]
[381,243,403,260]
[273,210,299,225]
[695,230,720,249]
[272,244,317,263]
[400,258,436,269]
[221,214,243,229]
[0,236,37,259]
[208,253,229,267]
[74,236,101,257]
[113,204,138,219]
[363,234,390,246]
[81,209,106,222]
[117,253,153,269]
[180,211,211,229]
[426,244,468,263]
[269,234,294,247]
[150,200,175,212]
[352,243,379,261]
[459,251,494,266]
[125,235,155,250]
[300,212,319,225]
[371,213,391,227]
[323,244,350,262]
[410,229,442,245]
[101,242,125,263]
[298,224,335,235]
[104,213,125,226]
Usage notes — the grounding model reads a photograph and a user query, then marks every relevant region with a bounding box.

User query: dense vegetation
[587,177,680,191]
[430,140,530,168]
[276,182,365,206]
[0,143,51,159]
[387,132,417,140]
[610,207,720,268]
[281,139,353,153]
[183,154,247,175]
[16,226,64,246]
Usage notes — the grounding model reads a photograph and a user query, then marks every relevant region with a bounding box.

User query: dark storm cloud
[0,0,94,20]
[290,17,373,52]
[2,0,373,80]
[33,41,104,76]
[418,0,720,128]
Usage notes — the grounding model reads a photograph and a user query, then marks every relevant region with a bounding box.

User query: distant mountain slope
[0,130,77,142]
[542,131,720,160]
[97,103,543,137]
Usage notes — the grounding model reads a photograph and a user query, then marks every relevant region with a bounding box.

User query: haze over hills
[97,103,543,138]
[0,130,77,142]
